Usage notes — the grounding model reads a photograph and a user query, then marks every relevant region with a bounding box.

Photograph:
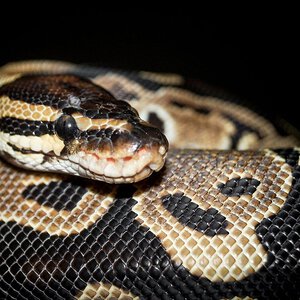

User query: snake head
[0,74,168,183]
[57,106,169,183]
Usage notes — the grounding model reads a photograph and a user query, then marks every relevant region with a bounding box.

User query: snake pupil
[55,115,79,141]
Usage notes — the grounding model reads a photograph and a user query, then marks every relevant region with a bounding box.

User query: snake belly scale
[0,61,299,300]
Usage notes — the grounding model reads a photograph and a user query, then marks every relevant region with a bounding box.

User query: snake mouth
[68,144,167,183]
[65,119,169,183]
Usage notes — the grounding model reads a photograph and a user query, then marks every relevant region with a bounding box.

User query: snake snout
[129,122,169,165]
[68,121,168,183]
[105,122,168,181]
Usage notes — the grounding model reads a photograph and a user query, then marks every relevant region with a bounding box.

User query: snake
[0,61,299,300]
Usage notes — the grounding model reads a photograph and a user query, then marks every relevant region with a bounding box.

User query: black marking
[78,122,168,153]
[1,165,300,299]
[1,118,166,157]
[79,127,116,141]
[7,142,56,160]
[7,142,33,154]
[274,148,300,168]
[148,112,165,133]
[0,74,140,121]
[255,148,300,299]
[161,193,228,236]
[22,180,88,211]
[0,74,112,108]
[218,177,260,197]
[171,100,211,115]
[0,117,55,136]
[223,113,263,149]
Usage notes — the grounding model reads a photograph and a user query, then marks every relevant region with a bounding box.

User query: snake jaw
[63,117,169,183]
[0,73,169,183]
[66,143,167,183]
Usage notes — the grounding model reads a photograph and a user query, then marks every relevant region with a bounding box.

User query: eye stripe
[218,177,260,197]
[0,117,126,140]
[0,117,55,136]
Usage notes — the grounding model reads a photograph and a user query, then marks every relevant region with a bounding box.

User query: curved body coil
[0,61,299,299]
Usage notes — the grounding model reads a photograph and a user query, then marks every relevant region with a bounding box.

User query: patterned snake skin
[0,61,300,299]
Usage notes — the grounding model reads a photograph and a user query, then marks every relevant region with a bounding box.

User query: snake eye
[55,115,79,141]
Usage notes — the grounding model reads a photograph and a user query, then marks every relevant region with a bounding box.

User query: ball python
[0,61,299,300]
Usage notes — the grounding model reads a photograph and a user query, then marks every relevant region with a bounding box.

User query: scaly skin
[0,74,168,183]
[0,61,299,300]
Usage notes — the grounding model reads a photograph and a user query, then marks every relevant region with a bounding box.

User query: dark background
[1,10,298,130]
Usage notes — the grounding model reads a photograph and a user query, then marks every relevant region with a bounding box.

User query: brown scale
[76,282,139,300]
[0,74,127,113]
[0,61,299,299]
[132,149,292,282]
[93,74,300,150]
[0,164,117,236]
[0,73,169,183]
[0,149,293,284]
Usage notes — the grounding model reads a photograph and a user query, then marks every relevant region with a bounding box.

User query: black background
[1,9,298,129]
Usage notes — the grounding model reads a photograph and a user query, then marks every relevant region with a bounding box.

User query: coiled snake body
[0,61,299,299]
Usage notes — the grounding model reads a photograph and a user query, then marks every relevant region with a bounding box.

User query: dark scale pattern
[1,148,300,299]
[218,177,260,197]
[253,149,300,299]
[79,128,117,142]
[161,193,228,236]
[223,114,263,149]
[0,68,299,299]
[22,181,88,211]
[0,75,169,157]
[0,185,219,300]
[0,117,55,136]
[76,123,168,154]
[0,74,141,122]
[148,112,165,134]
[275,148,300,168]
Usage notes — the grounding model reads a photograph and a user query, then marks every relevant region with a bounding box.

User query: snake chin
[67,145,167,184]
[86,165,154,184]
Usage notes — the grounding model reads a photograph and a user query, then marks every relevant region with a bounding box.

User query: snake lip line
[69,146,167,183]
[5,140,167,183]
[5,131,167,183]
